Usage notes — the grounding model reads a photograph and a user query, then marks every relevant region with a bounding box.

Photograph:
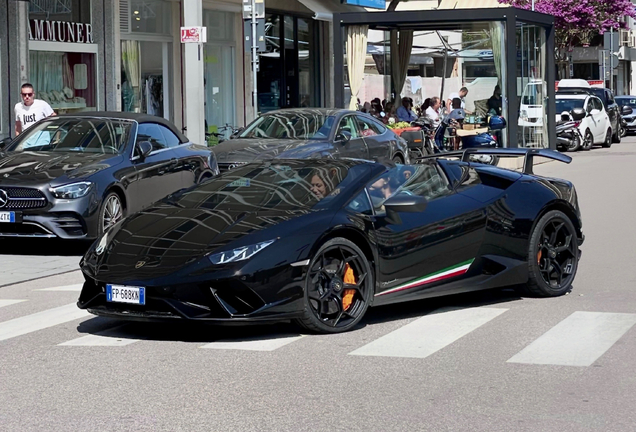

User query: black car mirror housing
[137,141,153,158]
[622,106,633,116]
[384,194,428,213]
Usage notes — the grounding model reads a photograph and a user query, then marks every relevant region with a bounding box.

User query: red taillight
[574,122,581,127]
[492,134,497,142]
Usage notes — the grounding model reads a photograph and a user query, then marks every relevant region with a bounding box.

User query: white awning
[297,0,365,21]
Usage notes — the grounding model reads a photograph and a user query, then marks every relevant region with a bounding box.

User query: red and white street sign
[180,26,207,43]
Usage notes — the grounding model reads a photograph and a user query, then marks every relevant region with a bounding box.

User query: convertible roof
[56,111,188,143]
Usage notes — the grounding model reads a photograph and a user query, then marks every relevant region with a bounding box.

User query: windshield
[556,99,584,112]
[239,112,336,140]
[172,160,369,211]
[9,118,132,154]
[522,83,544,105]
[617,98,636,108]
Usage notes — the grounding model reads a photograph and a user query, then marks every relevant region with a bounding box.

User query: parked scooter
[556,111,583,152]
[432,111,505,164]
[400,117,437,160]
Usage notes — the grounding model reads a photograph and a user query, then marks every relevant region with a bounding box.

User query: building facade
[0,0,362,143]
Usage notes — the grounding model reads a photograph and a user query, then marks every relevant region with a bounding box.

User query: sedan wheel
[582,130,594,150]
[296,238,373,334]
[100,193,124,235]
[602,128,612,148]
[519,210,579,297]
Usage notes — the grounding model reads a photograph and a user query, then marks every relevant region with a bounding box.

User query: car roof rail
[416,148,572,175]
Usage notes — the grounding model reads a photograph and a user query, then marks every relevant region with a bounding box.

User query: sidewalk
[0,255,80,287]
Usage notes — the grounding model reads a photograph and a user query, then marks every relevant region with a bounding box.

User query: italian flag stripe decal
[376,259,474,297]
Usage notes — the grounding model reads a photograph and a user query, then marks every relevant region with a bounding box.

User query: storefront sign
[344,0,386,9]
[181,27,207,43]
[28,20,94,44]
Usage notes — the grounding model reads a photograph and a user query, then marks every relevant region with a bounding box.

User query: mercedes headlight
[50,182,93,199]
[208,239,276,265]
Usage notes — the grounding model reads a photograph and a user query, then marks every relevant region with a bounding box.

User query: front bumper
[77,264,307,323]
[0,186,100,239]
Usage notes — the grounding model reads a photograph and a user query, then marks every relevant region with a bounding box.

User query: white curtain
[390,30,414,99]
[121,40,141,112]
[346,25,368,110]
[29,52,64,94]
[489,23,503,89]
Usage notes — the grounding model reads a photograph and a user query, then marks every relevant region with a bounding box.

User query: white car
[555,92,612,150]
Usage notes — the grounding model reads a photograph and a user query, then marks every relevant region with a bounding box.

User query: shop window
[120,0,171,35]
[29,0,91,24]
[29,51,96,113]
[203,10,236,142]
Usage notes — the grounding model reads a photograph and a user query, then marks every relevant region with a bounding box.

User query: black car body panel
[0,112,218,239]
[616,96,636,132]
[213,108,408,171]
[78,155,583,323]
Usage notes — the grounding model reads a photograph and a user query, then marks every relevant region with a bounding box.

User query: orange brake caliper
[342,263,356,311]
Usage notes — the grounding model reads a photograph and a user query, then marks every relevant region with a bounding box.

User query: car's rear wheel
[613,124,622,143]
[392,154,404,164]
[602,128,612,148]
[620,124,628,138]
[582,130,594,150]
[519,210,579,297]
[296,238,373,334]
[99,192,124,236]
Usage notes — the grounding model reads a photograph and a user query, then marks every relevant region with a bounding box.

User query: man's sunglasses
[21,92,34,97]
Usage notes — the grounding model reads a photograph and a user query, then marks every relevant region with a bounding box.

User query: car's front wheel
[582,129,594,150]
[296,238,373,334]
[99,192,124,236]
[519,210,580,297]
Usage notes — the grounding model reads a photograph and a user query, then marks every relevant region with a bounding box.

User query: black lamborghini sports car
[78,149,584,333]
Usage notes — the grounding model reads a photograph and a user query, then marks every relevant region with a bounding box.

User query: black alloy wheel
[100,192,124,235]
[620,124,628,138]
[602,128,612,148]
[297,238,373,333]
[613,121,622,143]
[392,155,404,164]
[582,130,594,150]
[520,210,579,297]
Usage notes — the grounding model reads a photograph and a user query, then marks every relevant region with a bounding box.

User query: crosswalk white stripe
[349,307,508,359]
[200,334,304,351]
[0,299,27,309]
[507,311,636,367]
[0,303,90,342]
[34,284,83,292]
[59,326,139,347]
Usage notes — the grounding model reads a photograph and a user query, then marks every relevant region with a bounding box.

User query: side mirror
[384,193,428,213]
[622,106,633,116]
[137,141,153,158]
[571,108,586,121]
[0,137,11,150]
[335,131,352,143]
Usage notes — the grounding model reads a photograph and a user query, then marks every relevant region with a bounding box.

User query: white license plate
[0,212,15,223]
[106,284,145,305]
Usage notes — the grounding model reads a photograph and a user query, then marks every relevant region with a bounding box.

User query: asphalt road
[1,140,636,432]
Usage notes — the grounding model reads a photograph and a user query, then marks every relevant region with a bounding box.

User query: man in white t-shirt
[14,83,56,136]
[446,87,470,114]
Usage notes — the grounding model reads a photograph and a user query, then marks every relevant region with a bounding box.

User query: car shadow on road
[74,287,526,343]
[0,238,92,256]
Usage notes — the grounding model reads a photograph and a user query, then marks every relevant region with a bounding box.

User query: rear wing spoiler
[419,148,572,175]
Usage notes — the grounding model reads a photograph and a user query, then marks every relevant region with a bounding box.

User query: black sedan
[213,108,409,172]
[0,112,218,239]
[78,149,583,334]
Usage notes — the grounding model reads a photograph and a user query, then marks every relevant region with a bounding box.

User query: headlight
[208,239,276,265]
[50,182,93,199]
[521,110,528,121]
